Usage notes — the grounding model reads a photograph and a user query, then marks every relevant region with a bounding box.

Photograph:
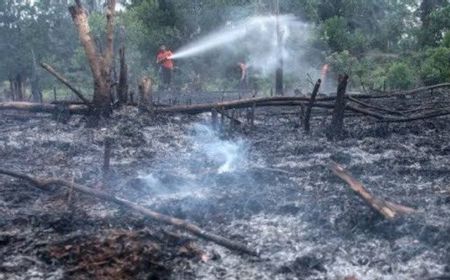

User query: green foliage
[325,51,358,76]
[420,47,450,85]
[385,62,416,90]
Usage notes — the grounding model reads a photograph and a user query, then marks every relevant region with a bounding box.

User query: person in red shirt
[156,45,174,89]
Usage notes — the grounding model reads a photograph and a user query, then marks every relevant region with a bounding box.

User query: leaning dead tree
[304,79,321,133]
[329,162,415,220]
[68,0,116,117]
[40,63,91,107]
[0,168,258,256]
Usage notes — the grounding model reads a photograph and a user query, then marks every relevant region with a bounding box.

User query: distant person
[156,45,174,90]
[238,61,248,91]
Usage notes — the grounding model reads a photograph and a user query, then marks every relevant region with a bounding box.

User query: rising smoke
[138,123,248,193]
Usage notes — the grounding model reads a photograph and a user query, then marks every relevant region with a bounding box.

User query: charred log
[0,168,258,256]
[329,162,415,220]
[0,102,88,114]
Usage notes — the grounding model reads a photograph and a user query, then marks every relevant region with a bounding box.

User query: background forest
[1,0,449,101]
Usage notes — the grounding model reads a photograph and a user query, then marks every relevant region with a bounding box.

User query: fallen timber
[0,102,88,114]
[0,168,258,256]
[329,162,415,220]
[1,84,450,123]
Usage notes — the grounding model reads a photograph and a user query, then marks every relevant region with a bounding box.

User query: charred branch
[0,168,258,256]
[329,162,415,220]
[40,63,91,106]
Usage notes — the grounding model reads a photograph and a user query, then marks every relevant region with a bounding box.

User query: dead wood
[0,102,88,114]
[40,63,91,106]
[345,83,450,100]
[69,0,115,115]
[347,96,403,116]
[0,168,258,256]
[156,96,330,114]
[117,47,128,105]
[304,79,321,133]
[329,162,415,220]
[138,76,152,112]
[328,75,349,140]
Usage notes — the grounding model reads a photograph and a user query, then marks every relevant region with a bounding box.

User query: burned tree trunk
[327,75,349,140]
[138,77,152,112]
[13,74,24,101]
[68,0,116,117]
[117,47,128,105]
[31,49,43,103]
[304,79,321,133]
[8,78,15,101]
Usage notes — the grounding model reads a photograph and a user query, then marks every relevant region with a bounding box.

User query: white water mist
[170,15,313,77]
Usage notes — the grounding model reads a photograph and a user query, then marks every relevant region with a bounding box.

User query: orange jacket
[156,50,174,69]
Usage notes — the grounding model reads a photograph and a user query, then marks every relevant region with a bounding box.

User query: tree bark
[304,79,321,133]
[328,74,349,140]
[68,0,115,117]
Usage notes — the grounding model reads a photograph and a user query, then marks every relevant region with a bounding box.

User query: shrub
[420,47,450,85]
[386,62,416,90]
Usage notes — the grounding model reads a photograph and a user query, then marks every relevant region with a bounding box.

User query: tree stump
[327,74,349,140]
[138,77,152,112]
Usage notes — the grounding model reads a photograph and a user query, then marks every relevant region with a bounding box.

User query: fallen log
[40,63,91,106]
[329,162,415,220]
[348,96,404,116]
[343,83,450,100]
[0,168,258,256]
[0,102,88,114]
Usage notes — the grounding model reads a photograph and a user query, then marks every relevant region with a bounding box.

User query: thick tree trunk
[117,47,128,105]
[328,74,349,140]
[68,0,116,117]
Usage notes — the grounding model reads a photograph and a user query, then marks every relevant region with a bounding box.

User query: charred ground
[0,105,449,280]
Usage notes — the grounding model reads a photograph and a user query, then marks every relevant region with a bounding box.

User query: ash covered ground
[0,106,449,280]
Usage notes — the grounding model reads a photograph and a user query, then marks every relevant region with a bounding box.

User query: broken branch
[329,161,415,219]
[40,63,91,106]
[0,168,258,256]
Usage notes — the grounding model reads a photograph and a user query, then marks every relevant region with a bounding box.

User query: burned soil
[0,106,449,280]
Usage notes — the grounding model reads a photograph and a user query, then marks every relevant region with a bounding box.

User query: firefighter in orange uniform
[156,45,174,90]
